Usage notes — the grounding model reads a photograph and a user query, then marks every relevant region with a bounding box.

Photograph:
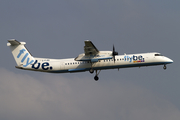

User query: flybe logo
[124,55,145,63]
[17,49,53,70]
[32,60,53,70]
[17,49,34,67]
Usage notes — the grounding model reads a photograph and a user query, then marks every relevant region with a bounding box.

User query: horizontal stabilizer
[7,39,26,46]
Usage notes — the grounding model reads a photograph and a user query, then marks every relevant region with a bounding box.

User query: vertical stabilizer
[7,39,35,68]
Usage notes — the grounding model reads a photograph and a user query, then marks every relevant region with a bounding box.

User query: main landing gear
[94,70,101,81]
[89,68,94,74]
[89,62,101,81]
[89,62,94,74]
[89,68,101,81]
[163,65,167,70]
[94,75,99,81]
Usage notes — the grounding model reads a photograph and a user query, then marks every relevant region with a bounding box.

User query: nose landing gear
[163,65,167,70]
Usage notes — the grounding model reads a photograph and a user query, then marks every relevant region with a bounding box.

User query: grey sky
[0,0,180,120]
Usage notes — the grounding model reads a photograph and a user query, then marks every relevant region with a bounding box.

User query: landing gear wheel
[163,65,167,70]
[89,68,94,74]
[94,76,99,81]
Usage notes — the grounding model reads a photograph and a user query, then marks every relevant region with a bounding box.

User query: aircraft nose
[169,59,173,63]
[166,57,173,64]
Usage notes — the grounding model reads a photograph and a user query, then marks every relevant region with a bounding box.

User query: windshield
[155,54,163,56]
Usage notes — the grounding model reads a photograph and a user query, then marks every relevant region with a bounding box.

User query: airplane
[7,39,173,81]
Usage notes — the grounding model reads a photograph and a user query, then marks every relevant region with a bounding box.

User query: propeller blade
[113,45,115,52]
[113,56,115,63]
[112,45,118,63]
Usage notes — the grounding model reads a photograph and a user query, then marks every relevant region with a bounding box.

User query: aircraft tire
[89,69,94,74]
[94,76,99,81]
[163,65,167,70]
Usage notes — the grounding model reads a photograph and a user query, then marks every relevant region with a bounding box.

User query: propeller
[112,45,118,63]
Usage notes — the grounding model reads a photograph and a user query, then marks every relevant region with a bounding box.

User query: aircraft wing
[84,40,99,56]
[75,40,112,62]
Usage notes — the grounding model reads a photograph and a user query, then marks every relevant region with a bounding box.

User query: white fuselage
[20,52,173,73]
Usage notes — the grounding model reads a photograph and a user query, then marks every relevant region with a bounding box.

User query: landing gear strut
[89,62,101,81]
[89,62,94,74]
[163,65,167,70]
[94,70,101,81]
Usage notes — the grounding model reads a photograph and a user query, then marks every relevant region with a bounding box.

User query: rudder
[7,39,35,68]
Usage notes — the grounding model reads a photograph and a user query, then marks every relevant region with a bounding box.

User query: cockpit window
[155,54,163,56]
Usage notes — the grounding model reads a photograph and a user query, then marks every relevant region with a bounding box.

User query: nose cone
[169,59,173,63]
[166,57,173,64]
